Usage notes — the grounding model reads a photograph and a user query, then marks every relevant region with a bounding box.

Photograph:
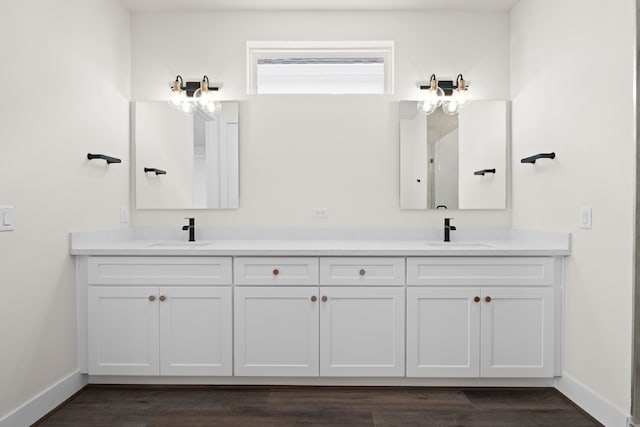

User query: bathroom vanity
[71,229,569,386]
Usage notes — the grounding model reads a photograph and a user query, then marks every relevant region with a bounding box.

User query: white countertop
[69,228,570,256]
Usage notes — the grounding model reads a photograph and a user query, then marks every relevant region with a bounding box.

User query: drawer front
[320,257,405,286]
[234,257,319,285]
[88,257,232,285]
[407,257,554,286]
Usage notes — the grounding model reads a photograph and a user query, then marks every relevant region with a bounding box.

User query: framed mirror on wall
[133,101,239,209]
[399,100,508,210]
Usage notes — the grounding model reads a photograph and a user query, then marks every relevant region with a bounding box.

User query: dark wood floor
[34,385,602,426]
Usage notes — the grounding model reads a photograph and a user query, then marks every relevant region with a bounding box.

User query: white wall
[511,0,635,414]
[0,0,130,419]
[131,10,512,227]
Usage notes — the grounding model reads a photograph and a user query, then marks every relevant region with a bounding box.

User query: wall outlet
[312,207,329,219]
[579,207,592,229]
[119,206,129,224]
[0,206,15,231]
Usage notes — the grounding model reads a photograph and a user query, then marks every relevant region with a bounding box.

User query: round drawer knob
[474,296,480,303]
[359,269,366,276]
[273,268,280,276]
[485,296,492,303]
[148,295,156,302]
[311,296,317,302]
[321,296,328,302]
[159,295,166,302]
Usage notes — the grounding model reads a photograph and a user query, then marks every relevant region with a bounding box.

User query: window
[247,41,394,95]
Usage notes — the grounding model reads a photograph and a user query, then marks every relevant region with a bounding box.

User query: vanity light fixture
[168,75,221,116]
[441,74,469,116]
[417,73,470,116]
[417,74,444,115]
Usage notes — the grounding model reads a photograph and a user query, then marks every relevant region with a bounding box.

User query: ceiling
[121,0,519,12]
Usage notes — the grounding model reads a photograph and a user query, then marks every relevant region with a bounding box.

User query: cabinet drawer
[234,257,319,285]
[320,257,405,286]
[407,257,554,286]
[88,257,232,285]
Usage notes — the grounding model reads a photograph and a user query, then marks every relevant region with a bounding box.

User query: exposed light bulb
[180,100,196,115]
[442,100,460,116]
[169,76,186,109]
[453,74,470,106]
[418,74,444,115]
[417,100,437,115]
[193,88,212,108]
[203,101,221,115]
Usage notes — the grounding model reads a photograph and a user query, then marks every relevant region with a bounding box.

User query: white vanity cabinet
[74,242,566,385]
[86,257,233,376]
[406,257,556,378]
[319,286,405,377]
[234,286,320,376]
[233,257,405,377]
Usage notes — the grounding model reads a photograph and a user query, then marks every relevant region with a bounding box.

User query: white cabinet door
[159,287,232,376]
[406,287,480,377]
[88,286,160,375]
[320,287,405,377]
[480,287,554,377]
[234,287,319,376]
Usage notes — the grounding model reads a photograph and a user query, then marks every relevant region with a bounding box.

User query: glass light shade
[203,101,222,115]
[169,89,186,109]
[418,86,444,115]
[442,100,460,116]
[193,88,213,108]
[417,100,437,115]
[179,100,196,115]
[453,88,470,106]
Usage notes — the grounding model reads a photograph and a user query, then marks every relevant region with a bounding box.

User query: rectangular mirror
[134,101,239,209]
[399,100,507,210]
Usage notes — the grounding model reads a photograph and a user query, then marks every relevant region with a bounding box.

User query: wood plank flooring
[34,385,602,426]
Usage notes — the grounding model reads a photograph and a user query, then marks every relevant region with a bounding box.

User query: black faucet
[444,218,456,242]
[182,217,195,242]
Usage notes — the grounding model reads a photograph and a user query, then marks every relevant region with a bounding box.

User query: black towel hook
[144,167,166,175]
[87,153,121,164]
[521,153,556,164]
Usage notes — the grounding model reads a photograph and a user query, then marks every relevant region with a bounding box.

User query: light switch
[579,207,592,229]
[0,206,15,231]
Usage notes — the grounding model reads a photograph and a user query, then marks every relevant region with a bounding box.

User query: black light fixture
[417,73,470,115]
[168,75,221,115]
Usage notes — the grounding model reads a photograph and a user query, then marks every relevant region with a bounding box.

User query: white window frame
[246,40,394,95]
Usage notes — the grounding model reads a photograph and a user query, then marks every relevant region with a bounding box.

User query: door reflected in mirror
[134,101,239,209]
[399,100,507,210]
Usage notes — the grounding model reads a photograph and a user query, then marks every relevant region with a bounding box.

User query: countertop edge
[70,248,571,257]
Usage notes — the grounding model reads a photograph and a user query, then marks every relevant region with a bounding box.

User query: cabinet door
[320,287,405,377]
[480,287,554,377]
[88,286,159,375]
[234,287,319,376]
[159,287,232,376]
[406,287,480,377]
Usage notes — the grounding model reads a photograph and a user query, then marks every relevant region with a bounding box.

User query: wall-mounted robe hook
[474,168,496,176]
[87,153,121,164]
[144,167,166,175]
[521,152,556,164]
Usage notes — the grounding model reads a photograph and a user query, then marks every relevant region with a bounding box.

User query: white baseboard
[555,374,630,427]
[0,370,87,427]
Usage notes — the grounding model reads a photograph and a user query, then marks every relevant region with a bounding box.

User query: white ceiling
[121,0,519,12]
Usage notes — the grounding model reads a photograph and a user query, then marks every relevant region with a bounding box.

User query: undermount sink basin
[425,242,493,248]
[147,241,214,248]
